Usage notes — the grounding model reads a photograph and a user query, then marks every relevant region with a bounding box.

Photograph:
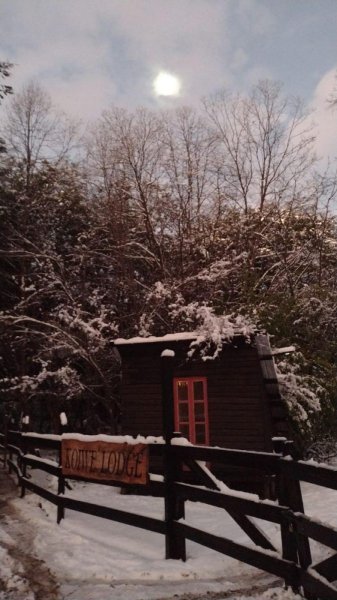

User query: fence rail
[1,428,337,600]
[170,443,281,471]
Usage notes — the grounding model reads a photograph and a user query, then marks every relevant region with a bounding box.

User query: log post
[273,437,314,598]
[8,428,13,475]
[282,441,314,600]
[273,438,299,591]
[20,431,27,498]
[57,441,65,524]
[171,431,185,521]
[161,350,186,561]
[3,414,9,469]
[21,415,30,433]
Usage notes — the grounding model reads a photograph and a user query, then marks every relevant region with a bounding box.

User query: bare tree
[0,61,13,155]
[87,106,167,274]
[2,80,79,190]
[0,61,13,103]
[204,81,316,214]
[161,107,219,277]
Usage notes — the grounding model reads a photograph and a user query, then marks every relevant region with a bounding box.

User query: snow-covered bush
[1,81,337,442]
[275,354,322,430]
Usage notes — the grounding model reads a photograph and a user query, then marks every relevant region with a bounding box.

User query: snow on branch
[0,364,83,400]
[181,305,256,360]
[276,354,322,429]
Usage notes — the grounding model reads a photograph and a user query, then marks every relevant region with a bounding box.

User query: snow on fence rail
[1,429,337,600]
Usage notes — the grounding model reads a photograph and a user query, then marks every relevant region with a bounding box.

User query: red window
[173,377,209,445]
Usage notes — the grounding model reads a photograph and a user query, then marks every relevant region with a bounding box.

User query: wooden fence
[1,428,337,600]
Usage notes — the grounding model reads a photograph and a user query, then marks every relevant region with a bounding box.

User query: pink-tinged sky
[0,0,336,160]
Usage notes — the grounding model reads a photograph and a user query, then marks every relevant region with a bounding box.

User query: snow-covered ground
[1,457,337,600]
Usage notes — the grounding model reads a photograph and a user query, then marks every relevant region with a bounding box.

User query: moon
[153,71,181,96]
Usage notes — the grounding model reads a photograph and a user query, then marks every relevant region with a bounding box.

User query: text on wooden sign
[61,439,149,485]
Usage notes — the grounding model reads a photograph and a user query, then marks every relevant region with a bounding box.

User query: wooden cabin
[114,332,290,493]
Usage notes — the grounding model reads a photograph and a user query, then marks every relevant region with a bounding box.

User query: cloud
[235,0,275,36]
[310,68,337,161]
[46,75,118,122]
[0,1,117,118]
[0,0,277,117]
[0,0,233,118]
[0,0,335,175]
[232,48,249,71]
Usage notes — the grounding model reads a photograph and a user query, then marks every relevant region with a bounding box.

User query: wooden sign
[61,439,149,485]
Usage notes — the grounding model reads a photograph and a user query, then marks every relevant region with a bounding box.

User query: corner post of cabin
[161,349,186,561]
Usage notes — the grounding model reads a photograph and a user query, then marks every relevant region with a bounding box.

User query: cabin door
[173,377,209,445]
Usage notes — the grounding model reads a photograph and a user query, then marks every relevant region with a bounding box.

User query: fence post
[273,438,300,592]
[7,428,13,475]
[57,441,65,524]
[273,438,314,599]
[161,350,186,561]
[3,414,9,469]
[283,441,315,600]
[20,432,27,498]
[171,431,185,521]
[21,415,30,433]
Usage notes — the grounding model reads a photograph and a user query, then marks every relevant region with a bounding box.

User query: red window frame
[173,377,209,445]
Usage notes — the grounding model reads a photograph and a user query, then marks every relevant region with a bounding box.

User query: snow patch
[115,332,198,345]
[61,433,165,445]
[161,349,175,357]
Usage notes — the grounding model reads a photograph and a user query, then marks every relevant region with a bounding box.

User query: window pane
[178,403,189,422]
[177,381,188,401]
[179,424,190,439]
[193,381,204,401]
[194,402,205,420]
[195,424,206,444]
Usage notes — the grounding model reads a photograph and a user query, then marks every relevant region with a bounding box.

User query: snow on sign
[61,439,149,484]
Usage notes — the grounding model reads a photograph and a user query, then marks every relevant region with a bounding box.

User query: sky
[0,0,336,160]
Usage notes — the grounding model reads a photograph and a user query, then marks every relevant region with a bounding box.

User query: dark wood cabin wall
[175,344,273,451]
[119,341,274,452]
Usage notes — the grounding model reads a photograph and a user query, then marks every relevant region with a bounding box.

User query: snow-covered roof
[114,329,255,347]
[271,346,296,356]
[114,332,198,345]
